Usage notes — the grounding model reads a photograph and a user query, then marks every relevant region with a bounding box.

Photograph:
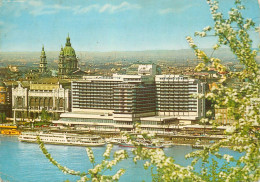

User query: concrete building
[155,75,205,122]
[54,65,205,133]
[60,74,156,132]
[12,78,71,122]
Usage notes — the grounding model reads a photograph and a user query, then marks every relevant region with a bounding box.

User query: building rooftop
[60,111,114,119]
[140,115,177,121]
[3,81,18,87]
[31,77,70,84]
[21,81,30,88]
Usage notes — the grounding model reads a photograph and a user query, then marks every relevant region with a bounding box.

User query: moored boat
[18,132,105,147]
[0,125,20,135]
[162,141,174,148]
[191,140,209,149]
[119,141,164,149]
[105,137,127,144]
[1,129,21,135]
[192,144,210,149]
[191,144,204,149]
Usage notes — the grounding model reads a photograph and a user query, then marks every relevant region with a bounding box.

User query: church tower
[58,46,65,75]
[58,34,78,77]
[39,45,47,73]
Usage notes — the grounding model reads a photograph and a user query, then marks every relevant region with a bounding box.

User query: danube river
[0,135,241,182]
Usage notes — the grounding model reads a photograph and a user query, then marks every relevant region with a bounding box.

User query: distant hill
[0,48,259,64]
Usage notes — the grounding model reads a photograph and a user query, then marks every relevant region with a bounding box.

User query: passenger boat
[18,132,105,147]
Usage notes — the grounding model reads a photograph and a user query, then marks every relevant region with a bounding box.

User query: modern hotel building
[54,65,205,133]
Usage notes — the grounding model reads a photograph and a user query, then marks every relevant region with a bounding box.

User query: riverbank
[19,127,226,147]
[1,122,226,147]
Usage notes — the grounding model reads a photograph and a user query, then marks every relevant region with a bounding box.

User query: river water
[0,135,241,182]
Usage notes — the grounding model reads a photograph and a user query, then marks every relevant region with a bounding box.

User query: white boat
[18,132,105,147]
[105,137,128,144]
[192,144,204,149]
[119,141,164,149]
[162,141,174,148]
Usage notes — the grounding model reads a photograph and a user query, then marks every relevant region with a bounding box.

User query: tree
[37,137,128,182]
[37,0,259,181]
[40,109,50,123]
[132,0,259,180]
[0,113,6,123]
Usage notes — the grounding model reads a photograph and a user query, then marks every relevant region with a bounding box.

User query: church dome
[63,35,76,57]
[63,46,76,56]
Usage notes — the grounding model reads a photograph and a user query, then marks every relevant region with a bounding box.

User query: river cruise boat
[18,132,105,147]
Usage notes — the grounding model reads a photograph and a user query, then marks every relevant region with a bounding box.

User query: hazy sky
[0,0,259,52]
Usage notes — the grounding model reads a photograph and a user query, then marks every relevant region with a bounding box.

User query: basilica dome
[63,35,76,57]
[58,35,78,77]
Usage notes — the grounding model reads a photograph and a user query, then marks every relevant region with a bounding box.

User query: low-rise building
[12,78,71,122]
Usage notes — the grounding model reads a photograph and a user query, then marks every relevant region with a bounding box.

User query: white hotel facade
[54,65,205,133]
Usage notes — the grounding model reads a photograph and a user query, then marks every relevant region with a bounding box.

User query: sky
[0,0,259,52]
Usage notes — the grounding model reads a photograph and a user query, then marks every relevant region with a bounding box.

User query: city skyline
[0,0,259,52]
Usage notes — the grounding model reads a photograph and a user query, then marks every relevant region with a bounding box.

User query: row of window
[61,118,115,123]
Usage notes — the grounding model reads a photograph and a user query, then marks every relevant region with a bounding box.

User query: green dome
[63,34,76,56]
[63,46,76,56]
[60,46,64,55]
[41,45,46,56]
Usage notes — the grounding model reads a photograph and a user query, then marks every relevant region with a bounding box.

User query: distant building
[58,35,78,78]
[2,81,15,118]
[39,46,47,73]
[0,82,6,105]
[126,64,139,75]
[127,64,161,75]
[215,108,235,125]
[0,81,7,121]
[0,67,19,81]
[137,64,157,76]
[0,81,12,120]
